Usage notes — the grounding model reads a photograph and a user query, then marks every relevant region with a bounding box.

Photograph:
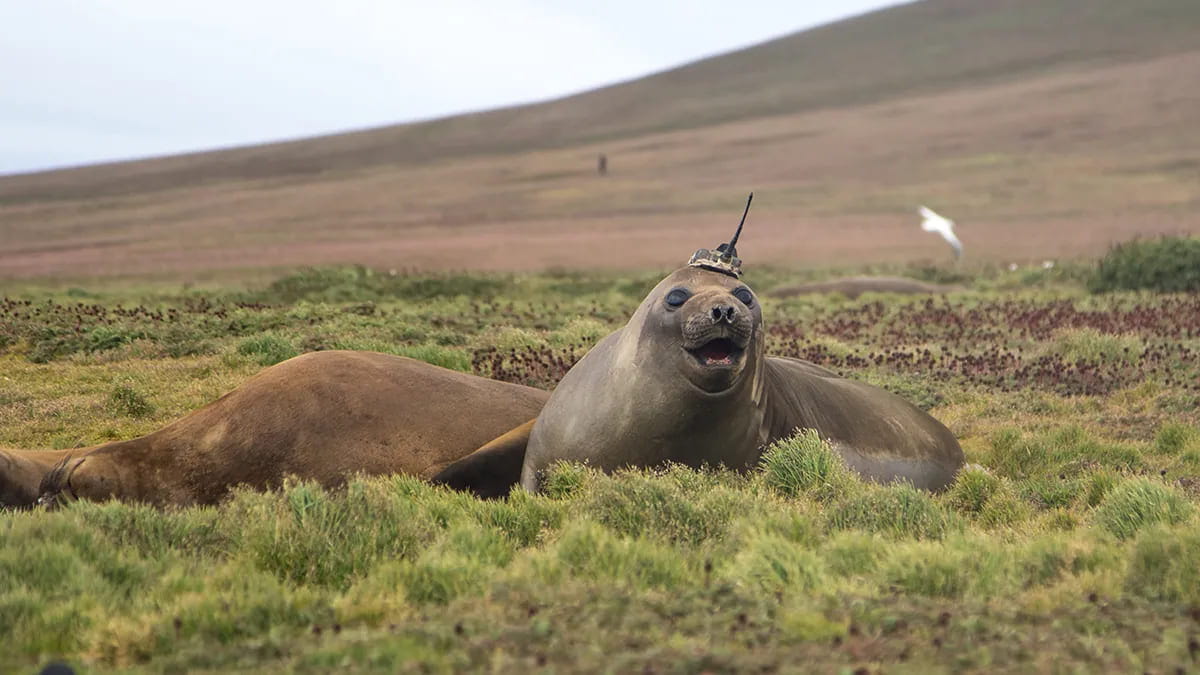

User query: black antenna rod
[728,192,753,251]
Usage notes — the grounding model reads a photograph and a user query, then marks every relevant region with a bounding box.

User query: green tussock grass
[2,451,1197,673]
[1090,235,1200,293]
[3,259,1200,673]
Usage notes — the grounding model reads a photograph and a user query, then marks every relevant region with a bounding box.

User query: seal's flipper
[430,418,537,499]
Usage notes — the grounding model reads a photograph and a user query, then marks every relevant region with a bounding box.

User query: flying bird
[918,205,963,259]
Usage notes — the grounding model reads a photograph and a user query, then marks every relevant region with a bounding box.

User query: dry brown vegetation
[2,0,1199,282]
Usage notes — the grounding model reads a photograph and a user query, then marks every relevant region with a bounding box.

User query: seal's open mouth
[686,337,744,367]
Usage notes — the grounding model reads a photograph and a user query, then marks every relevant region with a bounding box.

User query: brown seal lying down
[1,351,546,508]
[770,276,962,299]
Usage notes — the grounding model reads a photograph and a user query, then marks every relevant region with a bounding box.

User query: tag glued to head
[688,193,753,278]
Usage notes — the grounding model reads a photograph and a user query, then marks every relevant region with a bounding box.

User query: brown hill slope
[2,0,1199,279]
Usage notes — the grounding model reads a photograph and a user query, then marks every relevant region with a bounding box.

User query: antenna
[728,192,753,253]
[688,192,755,278]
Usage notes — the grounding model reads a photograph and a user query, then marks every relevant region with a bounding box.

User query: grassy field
[2,260,1200,673]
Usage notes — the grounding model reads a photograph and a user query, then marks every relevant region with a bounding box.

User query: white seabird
[918,205,963,259]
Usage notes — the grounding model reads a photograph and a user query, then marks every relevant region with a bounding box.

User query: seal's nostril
[710,305,736,323]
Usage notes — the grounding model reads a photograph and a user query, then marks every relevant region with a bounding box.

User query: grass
[1090,235,1200,293]
[2,262,1200,673]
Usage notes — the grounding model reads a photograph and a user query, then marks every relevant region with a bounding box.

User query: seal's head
[640,266,763,394]
[630,194,764,394]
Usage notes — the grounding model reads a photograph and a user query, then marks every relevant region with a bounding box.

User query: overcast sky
[1,0,901,175]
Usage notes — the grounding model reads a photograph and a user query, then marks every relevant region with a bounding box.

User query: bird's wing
[926,221,953,236]
[944,230,964,257]
[918,205,940,220]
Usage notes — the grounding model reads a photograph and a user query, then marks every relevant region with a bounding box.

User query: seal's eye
[664,288,691,309]
[732,287,754,307]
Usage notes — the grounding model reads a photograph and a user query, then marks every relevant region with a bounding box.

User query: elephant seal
[1,351,546,508]
[770,276,962,299]
[518,266,964,491]
[437,196,964,494]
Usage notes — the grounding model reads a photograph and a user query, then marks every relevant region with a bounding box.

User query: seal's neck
[611,330,767,469]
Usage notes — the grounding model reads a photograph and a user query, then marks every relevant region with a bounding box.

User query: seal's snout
[710,304,737,324]
[681,300,752,371]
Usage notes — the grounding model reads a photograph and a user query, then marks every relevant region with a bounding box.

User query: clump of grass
[1084,470,1120,507]
[576,466,744,546]
[860,371,945,410]
[108,381,156,418]
[820,531,884,576]
[1155,423,1199,455]
[1044,327,1144,366]
[724,532,826,593]
[229,479,438,588]
[161,323,214,358]
[983,427,1146,480]
[471,490,564,547]
[944,467,1031,527]
[828,484,960,540]
[945,467,1001,514]
[760,429,857,501]
[1125,525,1200,603]
[85,325,142,352]
[983,428,1048,479]
[74,501,228,556]
[392,344,471,372]
[1089,235,1200,293]
[553,520,690,590]
[777,602,848,641]
[236,334,298,366]
[1020,475,1081,510]
[546,317,608,347]
[880,541,974,597]
[399,522,514,605]
[1093,478,1193,540]
[540,461,594,499]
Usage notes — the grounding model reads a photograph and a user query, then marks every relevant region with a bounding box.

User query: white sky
[0,0,901,174]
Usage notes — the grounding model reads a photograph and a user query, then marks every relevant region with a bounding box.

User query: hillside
[2,0,1200,279]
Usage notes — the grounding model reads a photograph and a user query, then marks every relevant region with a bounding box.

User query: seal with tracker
[436,195,965,495]
[1,351,547,508]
